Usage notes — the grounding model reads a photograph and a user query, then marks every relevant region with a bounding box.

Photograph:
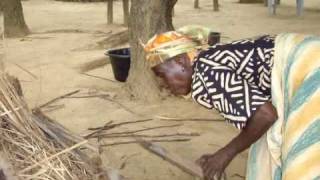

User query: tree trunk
[194,0,199,9]
[107,0,113,24]
[239,0,263,3]
[127,0,177,101]
[0,0,3,13]
[213,0,219,11]
[3,0,29,37]
[122,0,129,26]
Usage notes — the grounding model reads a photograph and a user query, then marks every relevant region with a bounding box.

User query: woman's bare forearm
[222,102,278,157]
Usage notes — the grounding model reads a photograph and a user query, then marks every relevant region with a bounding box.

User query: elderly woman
[144,26,320,180]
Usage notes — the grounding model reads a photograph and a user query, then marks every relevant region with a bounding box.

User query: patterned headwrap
[144,25,211,67]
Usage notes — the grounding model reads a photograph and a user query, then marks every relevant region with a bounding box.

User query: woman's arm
[197,102,278,180]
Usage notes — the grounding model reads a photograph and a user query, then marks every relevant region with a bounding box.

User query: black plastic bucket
[105,48,130,82]
[208,32,221,46]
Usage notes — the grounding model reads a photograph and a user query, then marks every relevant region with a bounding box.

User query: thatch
[0,73,107,180]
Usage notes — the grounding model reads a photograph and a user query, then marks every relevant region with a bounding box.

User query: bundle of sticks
[84,118,200,147]
[0,73,107,180]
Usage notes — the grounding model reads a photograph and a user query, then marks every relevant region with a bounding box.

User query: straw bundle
[0,73,104,180]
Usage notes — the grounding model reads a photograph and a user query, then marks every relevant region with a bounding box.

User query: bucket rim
[105,47,130,58]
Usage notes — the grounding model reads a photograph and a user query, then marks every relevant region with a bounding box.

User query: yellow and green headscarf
[144,25,211,67]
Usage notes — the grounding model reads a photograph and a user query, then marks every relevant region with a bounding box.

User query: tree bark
[194,0,199,9]
[0,1,3,13]
[127,0,177,101]
[3,0,29,37]
[213,0,219,11]
[122,0,129,26]
[239,0,263,3]
[107,0,113,24]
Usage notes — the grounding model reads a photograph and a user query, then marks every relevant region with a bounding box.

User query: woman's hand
[196,102,278,180]
[196,148,235,180]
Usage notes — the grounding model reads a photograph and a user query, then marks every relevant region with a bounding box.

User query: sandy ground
[1,0,320,179]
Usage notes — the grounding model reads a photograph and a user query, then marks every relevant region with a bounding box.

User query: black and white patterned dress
[191,35,275,129]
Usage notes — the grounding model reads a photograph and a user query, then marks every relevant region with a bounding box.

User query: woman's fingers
[215,172,222,180]
[209,169,217,180]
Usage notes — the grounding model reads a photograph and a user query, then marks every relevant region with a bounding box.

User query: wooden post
[194,0,199,9]
[122,0,129,26]
[107,0,113,24]
[213,0,219,11]
[296,0,303,16]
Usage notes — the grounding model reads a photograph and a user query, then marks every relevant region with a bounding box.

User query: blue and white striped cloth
[246,33,320,180]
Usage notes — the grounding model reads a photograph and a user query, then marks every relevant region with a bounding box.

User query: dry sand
[1,0,320,179]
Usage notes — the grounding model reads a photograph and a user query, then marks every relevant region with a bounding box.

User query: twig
[100,96,140,116]
[64,95,110,99]
[84,119,153,139]
[138,139,203,178]
[88,119,153,131]
[98,132,200,139]
[36,90,80,109]
[82,120,113,138]
[19,140,88,174]
[156,115,224,122]
[160,118,224,122]
[100,138,190,147]
[41,104,65,113]
[90,124,183,139]
[12,63,38,80]
[81,73,116,83]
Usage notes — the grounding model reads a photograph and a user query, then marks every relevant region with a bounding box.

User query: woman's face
[152,54,193,96]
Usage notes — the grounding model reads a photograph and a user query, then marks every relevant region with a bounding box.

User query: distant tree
[239,0,263,3]
[122,0,129,26]
[194,0,199,8]
[0,1,3,12]
[3,0,29,37]
[107,0,113,24]
[127,0,177,101]
[213,0,219,11]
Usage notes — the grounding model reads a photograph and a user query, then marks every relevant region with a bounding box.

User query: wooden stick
[42,104,65,113]
[82,120,114,138]
[100,138,190,147]
[156,115,224,122]
[100,96,140,115]
[97,132,200,139]
[160,118,224,122]
[138,139,204,179]
[81,73,116,83]
[12,63,38,79]
[90,124,183,139]
[19,140,88,174]
[84,118,153,139]
[88,119,153,131]
[64,94,110,99]
[37,90,80,109]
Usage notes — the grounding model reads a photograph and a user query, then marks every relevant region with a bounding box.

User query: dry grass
[0,73,102,180]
